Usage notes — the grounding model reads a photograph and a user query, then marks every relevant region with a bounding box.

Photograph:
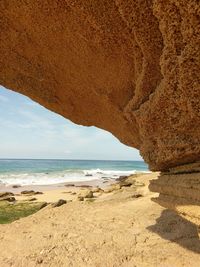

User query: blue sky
[0,85,142,160]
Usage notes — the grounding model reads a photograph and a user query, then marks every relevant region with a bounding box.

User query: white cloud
[17,110,55,130]
[0,85,143,160]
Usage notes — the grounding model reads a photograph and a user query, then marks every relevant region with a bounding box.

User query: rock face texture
[149,162,200,231]
[1,0,199,171]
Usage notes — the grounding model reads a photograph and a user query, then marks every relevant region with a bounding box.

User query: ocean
[0,159,149,186]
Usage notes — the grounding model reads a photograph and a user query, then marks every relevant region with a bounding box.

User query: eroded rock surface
[1,0,199,171]
[149,162,200,228]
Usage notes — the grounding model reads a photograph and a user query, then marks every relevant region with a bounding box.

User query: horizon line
[0,158,145,162]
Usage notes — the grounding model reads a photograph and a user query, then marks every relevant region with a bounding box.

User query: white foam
[83,169,137,176]
[0,169,149,186]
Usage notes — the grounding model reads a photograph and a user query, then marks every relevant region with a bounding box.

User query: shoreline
[0,170,151,193]
[0,172,153,206]
[0,177,116,193]
[1,172,199,267]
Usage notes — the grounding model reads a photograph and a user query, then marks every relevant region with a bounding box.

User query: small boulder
[0,196,15,202]
[0,192,14,198]
[21,190,35,195]
[52,199,67,208]
[104,184,121,193]
[131,193,143,198]
[12,185,21,188]
[92,187,103,193]
[116,175,128,182]
[119,181,132,187]
[65,184,75,187]
[39,202,48,209]
[21,190,43,195]
[27,197,37,202]
[76,196,84,201]
[78,189,93,198]
[76,185,92,188]
[34,191,43,195]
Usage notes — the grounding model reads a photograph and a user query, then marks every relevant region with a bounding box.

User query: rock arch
[1,0,200,224]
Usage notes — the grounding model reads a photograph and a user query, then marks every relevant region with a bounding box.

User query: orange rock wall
[1,0,200,170]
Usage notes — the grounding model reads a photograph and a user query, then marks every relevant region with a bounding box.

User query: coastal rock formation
[1,0,199,171]
[0,1,200,227]
[149,162,200,231]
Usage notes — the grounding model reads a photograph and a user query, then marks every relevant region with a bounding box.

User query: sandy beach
[0,172,200,267]
[1,1,199,266]
[0,177,116,202]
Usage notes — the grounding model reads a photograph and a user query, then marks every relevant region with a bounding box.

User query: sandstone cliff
[1,0,199,171]
[0,1,200,226]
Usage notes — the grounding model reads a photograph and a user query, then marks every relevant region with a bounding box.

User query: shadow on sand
[147,209,200,254]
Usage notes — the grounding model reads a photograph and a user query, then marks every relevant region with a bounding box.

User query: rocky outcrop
[1,0,199,171]
[78,189,94,199]
[0,1,200,227]
[52,199,67,208]
[149,162,200,228]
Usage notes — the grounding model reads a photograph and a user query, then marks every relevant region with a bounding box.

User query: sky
[0,85,142,161]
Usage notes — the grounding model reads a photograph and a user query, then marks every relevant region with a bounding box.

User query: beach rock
[78,190,93,199]
[12,185,21,188]
[39,202,48,210]
[65,184,75,187]
[76,196,84,202]
[76,185,92,188]
[131,193,143,199]
[34,191,43,195]
[1,1,200,225]
[27,197,37,202]
[85,174,93,177]
[71,192,76,195]
[52,199,67,208]
[92,187,103,193]
[0,196,15,202]
[21,190,35,195]
[119,181,132,187]
[21,190,43,195]
[104,183,125,193]
[0,192,14,198]
[118,176,142,187]
[116,176,128,182]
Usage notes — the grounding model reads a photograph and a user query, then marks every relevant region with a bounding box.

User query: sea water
[0,159,149,186]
